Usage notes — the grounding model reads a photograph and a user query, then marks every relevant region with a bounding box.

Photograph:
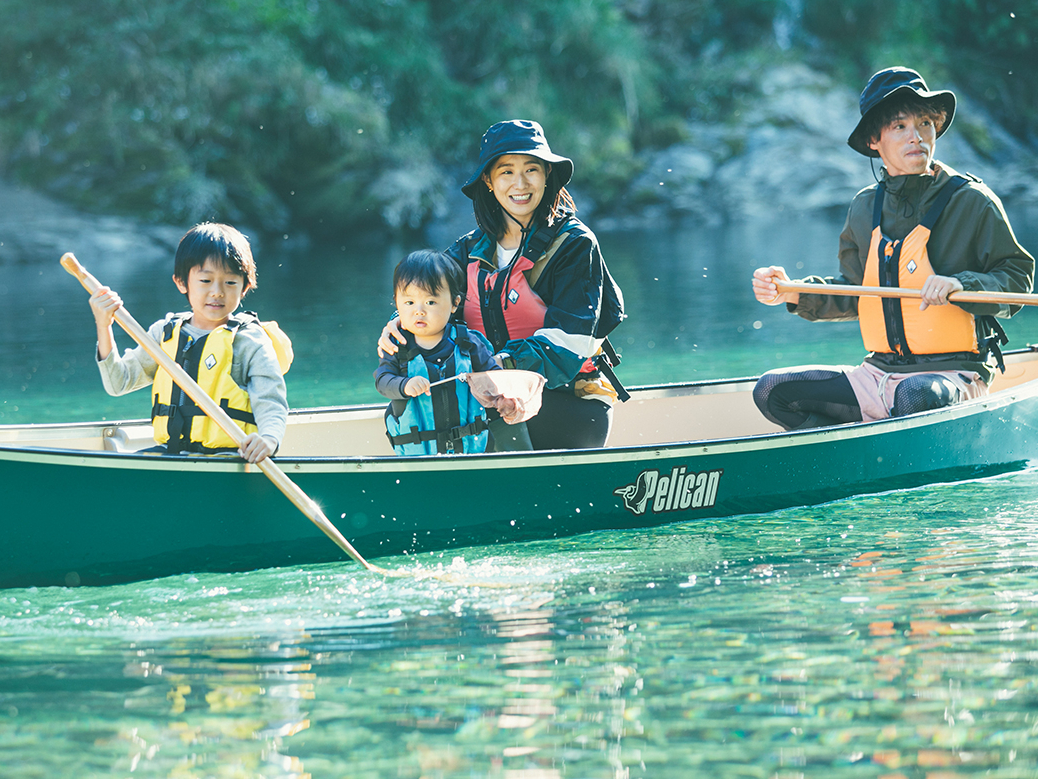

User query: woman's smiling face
[483,154,550,227]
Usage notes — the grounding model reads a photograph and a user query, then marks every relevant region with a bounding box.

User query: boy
[89,222,288,462]
[375,250,501,455]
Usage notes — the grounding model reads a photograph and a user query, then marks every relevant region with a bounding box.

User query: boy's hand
[89,287,123,327]
[239,433,276,463]
[404,376,430,397]
[377,318,407,358]
[89,287,122,359]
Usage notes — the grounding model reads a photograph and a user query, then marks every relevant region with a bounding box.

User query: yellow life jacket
[859,176,978,357]
[261,320,294,374]
[151,312,284,452]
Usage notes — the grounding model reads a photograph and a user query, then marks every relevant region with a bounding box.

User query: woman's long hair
[471,161,576,240]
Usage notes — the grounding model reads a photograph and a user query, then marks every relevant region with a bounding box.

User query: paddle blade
[462,370,546,424]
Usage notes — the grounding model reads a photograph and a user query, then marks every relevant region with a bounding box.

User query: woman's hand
[239,433,276,463]
[404,376,430,397]
[377,318,407,357]
[919,274,963,310]
[752,266,799,306]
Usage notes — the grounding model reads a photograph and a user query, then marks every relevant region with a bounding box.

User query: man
[752,66,1034,429]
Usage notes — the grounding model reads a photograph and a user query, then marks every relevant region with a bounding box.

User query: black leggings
[525,388,612,449]
[753,365,968,430]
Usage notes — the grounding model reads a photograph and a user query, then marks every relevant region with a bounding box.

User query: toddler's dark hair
[173,223,257,293]
[393,250,464,302]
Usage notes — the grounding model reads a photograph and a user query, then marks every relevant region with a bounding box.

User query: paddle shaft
[428,374,462,388]
[775,279,1038,307]
[61,252,381,573]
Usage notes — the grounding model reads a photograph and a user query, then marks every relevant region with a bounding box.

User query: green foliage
[0,0,1035,237]
[801,0,1038,145]
[932,0,1038,147]
[0,0,391,232]
[621,0,784,123]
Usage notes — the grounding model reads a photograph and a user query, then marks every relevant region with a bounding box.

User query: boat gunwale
[1,370,1036,474]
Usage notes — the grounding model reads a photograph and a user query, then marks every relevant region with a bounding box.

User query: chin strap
[870,156,882,183]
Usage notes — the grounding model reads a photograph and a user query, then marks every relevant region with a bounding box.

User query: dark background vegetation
[1,0,1034,238]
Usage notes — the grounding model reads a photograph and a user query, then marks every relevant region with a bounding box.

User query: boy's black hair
[472,159,576,240]
[393,250,464,302]
[173,223,257,293]
[861,92,949,150]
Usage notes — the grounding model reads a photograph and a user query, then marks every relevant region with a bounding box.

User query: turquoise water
[10,211,1038,424]
[3,212,1038,776]
[2,474,1038,777]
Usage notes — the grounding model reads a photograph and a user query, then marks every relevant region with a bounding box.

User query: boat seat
[102,425,153,453]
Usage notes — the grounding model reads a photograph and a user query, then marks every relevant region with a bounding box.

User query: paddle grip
[60,252,102,294]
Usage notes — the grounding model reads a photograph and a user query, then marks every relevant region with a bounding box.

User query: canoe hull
[3,374,1036,588]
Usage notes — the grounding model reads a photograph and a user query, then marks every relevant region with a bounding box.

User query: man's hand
[919,274,964,310]
[752,266,800,306]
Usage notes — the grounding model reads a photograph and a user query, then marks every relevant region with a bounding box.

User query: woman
[380,120,624,450]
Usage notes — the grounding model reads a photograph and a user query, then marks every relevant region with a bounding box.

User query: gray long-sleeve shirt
[97,314,288,447]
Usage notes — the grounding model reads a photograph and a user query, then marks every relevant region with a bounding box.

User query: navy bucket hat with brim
[461,120,573,200]
[847,67,956,158]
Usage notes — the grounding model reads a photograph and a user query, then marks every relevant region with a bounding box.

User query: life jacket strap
[387,417,489,449]
[592,338,630,402]
[978,315,1009,373]
[152,398,256,426]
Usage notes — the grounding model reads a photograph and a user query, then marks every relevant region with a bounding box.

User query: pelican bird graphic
[613,470,657,515]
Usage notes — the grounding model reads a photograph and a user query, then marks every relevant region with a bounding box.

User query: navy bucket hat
[461,120,573,200]
[847,67,956,157]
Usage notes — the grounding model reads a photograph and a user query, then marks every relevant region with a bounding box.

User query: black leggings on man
[753,365,966,430]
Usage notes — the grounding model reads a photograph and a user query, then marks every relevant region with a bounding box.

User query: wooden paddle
[775,279,1038,307]
[61,252,387,575]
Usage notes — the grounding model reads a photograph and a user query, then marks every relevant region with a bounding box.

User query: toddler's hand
[239,433,276,463]
[405,376,430,397]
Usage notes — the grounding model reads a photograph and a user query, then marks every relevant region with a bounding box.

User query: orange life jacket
[859,176,978,356]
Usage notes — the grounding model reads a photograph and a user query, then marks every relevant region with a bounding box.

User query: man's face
[868,111,937,177]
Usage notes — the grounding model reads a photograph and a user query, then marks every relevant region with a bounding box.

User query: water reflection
[6,469,1037,777]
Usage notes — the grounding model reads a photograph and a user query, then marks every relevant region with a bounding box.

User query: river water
[2,210,1038,777]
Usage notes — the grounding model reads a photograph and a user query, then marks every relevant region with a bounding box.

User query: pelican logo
[614,466,722,516]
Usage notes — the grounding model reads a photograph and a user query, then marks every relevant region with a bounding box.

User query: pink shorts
[844,362,988,422]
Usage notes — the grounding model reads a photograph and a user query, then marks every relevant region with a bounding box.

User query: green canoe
[4,348,1038,588]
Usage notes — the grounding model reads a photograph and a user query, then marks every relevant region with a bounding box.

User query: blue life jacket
[385,325,490,455]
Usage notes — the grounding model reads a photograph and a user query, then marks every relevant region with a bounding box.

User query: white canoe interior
[5,350,1038,456]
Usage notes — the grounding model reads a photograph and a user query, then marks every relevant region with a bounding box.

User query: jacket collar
[467,218,570,270]
[881,160,961,213]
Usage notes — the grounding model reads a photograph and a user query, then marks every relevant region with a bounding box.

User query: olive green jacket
[791,161,1035,381]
